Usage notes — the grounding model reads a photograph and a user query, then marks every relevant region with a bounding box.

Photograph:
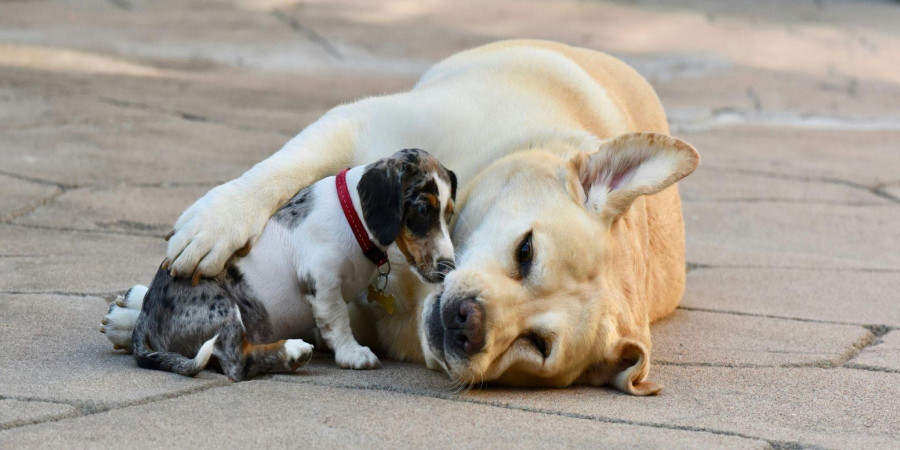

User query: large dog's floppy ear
[569,133,699,223]
[358,160,404,246]
[578,337,662,396]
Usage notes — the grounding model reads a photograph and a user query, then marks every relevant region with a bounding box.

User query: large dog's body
[147,40,698,394]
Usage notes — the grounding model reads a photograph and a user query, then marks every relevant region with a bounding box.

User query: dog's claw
[99,325,107,333]
[164,229,175,241]
[191,271,202,286]
[101,318,109,325]
[161,258,170,271]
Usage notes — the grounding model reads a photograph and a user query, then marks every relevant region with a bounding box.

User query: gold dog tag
[367,285,395,314]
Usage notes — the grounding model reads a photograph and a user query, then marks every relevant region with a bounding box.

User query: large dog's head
[420,133,699,395]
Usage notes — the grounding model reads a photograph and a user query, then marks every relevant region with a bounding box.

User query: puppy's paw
[100,285,147,352]
[335,344,381,370]
[283,339,314,371]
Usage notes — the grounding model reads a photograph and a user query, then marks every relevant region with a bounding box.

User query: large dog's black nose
[434,258,455,281]
[445,298,484,356]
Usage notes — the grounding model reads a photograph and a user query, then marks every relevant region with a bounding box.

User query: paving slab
[0,399,75,431]
[847,331,900,373]
[679,165,889,205]
[684,202,900,270]
[684,268,900,327]
[651,310,874,367]
[0,173,61,222]
[0,294,227,410]
[0,381,769,448]
[15,185,211,236]
[0,225,163,294]
[678,127,900,187]
[272,361,899,447]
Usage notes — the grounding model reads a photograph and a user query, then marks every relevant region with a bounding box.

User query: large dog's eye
[515,231,533,279]
[527,333,551,359]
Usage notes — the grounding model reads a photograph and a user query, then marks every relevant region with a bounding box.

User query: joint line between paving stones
[265,377,784,448]
[0,380,232,432]
[677,305,896,330]
[271,10,342,59]
[685,262,900,274]
[702,165,900,205]
[8,222,162,239]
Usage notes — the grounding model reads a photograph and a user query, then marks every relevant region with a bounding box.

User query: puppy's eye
[527,333,551,359]
[416,202,428,216]
[515,231,533,279]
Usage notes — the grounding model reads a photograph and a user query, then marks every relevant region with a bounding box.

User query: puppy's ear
[569,133,699,224]
[358,160,404,246]
[578,337,662,396]
[447,169,458,201]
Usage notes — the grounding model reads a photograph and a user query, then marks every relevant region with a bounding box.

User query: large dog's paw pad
[283,339,314,371]
[335,345,380,370]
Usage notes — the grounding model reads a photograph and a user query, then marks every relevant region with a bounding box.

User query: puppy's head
[420,133,699,394]
[358,148,457,283]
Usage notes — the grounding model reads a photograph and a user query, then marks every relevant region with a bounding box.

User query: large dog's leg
[307,286,380,370]
[165,114,359,279]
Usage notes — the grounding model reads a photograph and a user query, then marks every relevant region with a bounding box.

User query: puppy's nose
[434,258,455,281]
[449,298,484,356]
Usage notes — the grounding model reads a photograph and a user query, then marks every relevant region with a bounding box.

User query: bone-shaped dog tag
[367,285,395,314]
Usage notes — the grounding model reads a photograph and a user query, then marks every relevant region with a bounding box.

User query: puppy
[103,149,457,380]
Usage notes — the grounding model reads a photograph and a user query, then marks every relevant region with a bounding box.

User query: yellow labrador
[161,40,699,395]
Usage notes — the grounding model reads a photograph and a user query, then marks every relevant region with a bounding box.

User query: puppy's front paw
[335,344,380,370]
[283,339,314,371]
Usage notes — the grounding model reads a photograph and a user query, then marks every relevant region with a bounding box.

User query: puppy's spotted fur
[105,149,457,380]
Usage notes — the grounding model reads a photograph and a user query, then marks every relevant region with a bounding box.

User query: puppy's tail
[100,285,148,352]
[133,333,219,377]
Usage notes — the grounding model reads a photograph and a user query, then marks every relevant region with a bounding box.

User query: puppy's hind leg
[101,285,148,352]
[215,307,314,381]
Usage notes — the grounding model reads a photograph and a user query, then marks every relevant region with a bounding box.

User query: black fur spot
[358,160,404,246]
[272,187,314,229]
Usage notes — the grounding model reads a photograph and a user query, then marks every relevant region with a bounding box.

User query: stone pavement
[1,0,898,447]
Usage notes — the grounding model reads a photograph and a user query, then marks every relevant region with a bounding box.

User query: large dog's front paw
[335,344,381,370]
[165,181,267,280]
[283,339,314,371]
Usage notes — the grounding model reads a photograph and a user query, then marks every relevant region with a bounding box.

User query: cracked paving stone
[652,310,874,367]
[678,128,900,188]
[0,381,769,448]
[0,294,227,411]
[684,268,900,327]
[273,362,899,448]
[847,330,900,372]
[0,224,164,293]
[679,166,891,205]
[0,399,75,431]
[684,202,900,270]
[0,174,61,222]
[15,185,211,236]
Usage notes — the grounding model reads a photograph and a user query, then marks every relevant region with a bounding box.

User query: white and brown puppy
[103,149,457,380]
[112,40,699,394]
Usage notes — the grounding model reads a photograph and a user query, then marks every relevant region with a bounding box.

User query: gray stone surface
[15,185,211,236]
[684,268,900,327]
[0,0,898,447]
[0,294,227,410]
[651,310,874,367]
[0,381,769,449]
[0,399,75,431]
[0,174,61,223]
[0,225,163,293]
[847,331,900,373]
[684,202,900,270]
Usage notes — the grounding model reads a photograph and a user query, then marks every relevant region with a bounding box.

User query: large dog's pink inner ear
[569,132,700,223]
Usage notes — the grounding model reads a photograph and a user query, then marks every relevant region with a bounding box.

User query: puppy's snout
[434,258,455,281]
[446,298,484,356]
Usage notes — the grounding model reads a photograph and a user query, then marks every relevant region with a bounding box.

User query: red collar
[336,168,389,266]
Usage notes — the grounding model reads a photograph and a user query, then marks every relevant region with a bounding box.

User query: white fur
[101,284,147,351]
[283,339,314,364]
[192,334,218,370]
